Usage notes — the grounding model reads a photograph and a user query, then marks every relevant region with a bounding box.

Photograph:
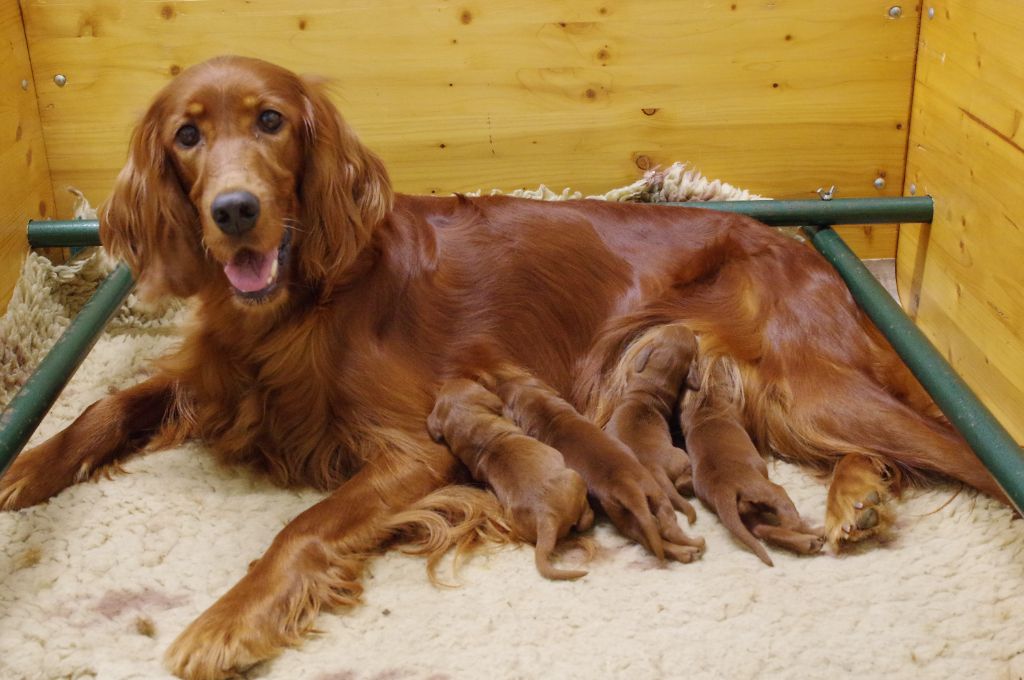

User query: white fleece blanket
[1,170,1022,680]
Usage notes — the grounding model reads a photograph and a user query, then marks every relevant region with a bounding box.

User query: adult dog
[0,55,1005,679]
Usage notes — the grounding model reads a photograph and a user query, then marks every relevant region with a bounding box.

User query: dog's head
[101,55,393,307]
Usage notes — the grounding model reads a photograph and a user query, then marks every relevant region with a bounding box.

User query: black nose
[211,191,260,235]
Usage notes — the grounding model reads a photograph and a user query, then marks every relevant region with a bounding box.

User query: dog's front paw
[165,607,262,680]
[164,580,297,680]
[0,473,29,511]
[0,444,71,510]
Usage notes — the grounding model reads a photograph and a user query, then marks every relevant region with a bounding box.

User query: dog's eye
[258,109,283,133]
[175,124,201,148]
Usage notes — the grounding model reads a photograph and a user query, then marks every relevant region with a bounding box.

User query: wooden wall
[898,0,1024,442]
[0,1,55,311]
[17,0,920,261]
[2,2,1019,444]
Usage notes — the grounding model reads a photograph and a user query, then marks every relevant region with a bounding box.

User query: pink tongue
[224,248,278,293]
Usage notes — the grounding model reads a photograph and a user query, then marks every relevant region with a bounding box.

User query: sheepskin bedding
[1,168,1022,680]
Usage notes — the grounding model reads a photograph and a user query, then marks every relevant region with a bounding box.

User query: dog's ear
[298,78,393,290]
[100,99,205,301]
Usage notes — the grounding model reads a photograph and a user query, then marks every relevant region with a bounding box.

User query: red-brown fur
[0,55,1008,679]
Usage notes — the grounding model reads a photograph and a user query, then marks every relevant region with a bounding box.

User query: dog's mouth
[223,228,292,301]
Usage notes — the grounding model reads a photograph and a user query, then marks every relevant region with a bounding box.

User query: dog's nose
[211,191,260,235]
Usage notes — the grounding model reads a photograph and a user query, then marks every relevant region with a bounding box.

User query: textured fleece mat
[1,168,1022,680]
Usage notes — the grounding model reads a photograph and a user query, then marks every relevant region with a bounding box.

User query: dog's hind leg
[826,452,896,547]
[779,371,1010,549]
[0,374,179,510]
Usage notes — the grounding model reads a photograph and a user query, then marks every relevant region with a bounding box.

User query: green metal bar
[0,263,135,478]
[26,197,934,248]
[672,196,934,225]
[802,224,1024,514]
[28,220,103,248]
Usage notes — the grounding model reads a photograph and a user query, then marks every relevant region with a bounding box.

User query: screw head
[928,7,936,19]
[874,177,887,189]
[909,183,917,196]
[889,5,903,18]
[20,79,29,90]
[54,74,67,87]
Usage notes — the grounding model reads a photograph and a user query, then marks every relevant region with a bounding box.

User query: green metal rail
[3,198,1023,514]
[25,197,935,247]
[27,220,103,248]
[671,196,935,225]
[0,262,134,477]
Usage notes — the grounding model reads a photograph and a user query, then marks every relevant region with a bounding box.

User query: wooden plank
[21,0,917,258]
[898,0,1024,442]
[0,1,55,313]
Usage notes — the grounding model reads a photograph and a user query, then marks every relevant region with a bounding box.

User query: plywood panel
[0,1,55,312]
[22,0,917,257]
[898,0,1024,442]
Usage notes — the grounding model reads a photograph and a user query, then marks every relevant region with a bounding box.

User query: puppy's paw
[640,446,696,522]
[592,458,705,563]
[696,463,820,566]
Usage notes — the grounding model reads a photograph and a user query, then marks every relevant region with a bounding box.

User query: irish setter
[0,55,1007,679]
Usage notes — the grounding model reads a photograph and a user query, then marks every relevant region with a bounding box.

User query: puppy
[428,379,594,579]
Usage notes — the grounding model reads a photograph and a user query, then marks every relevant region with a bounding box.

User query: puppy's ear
[298,78,393,290]
[100,100,205,300]
[426,408,446,443]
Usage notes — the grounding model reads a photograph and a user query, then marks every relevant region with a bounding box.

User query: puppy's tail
[533,515,589,581]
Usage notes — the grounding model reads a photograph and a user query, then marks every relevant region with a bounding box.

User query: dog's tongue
[224,248,278,293]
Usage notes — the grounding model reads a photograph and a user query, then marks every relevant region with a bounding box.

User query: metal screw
[816,185,837,201]
[20,79,29,90]
[909,183,917,196]
[54,74,67,87]
[888,5,902,18]
[928,7,935,19]
[874,177,887,189]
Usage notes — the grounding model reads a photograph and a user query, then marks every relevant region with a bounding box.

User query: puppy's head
[427,379,505,444]
[101,55,393,308]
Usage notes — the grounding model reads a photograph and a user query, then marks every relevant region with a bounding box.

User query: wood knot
[633,154,653,170]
